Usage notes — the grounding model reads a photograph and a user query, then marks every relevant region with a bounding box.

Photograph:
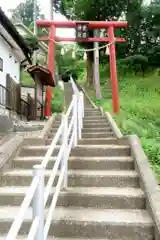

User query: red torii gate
[36,20,128,116]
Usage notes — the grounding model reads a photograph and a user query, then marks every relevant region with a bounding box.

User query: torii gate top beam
[36,20,127,29]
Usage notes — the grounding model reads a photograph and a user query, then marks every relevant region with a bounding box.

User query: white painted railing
[5,78,84,240]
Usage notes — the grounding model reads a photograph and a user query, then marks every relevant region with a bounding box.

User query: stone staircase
[0,95,155,239]
[64,82,74,107]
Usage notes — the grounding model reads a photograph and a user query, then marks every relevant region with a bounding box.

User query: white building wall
[0,35,20,88]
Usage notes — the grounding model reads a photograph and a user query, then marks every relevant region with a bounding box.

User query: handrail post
[32,165,44,240]
[73,94,78,147]
[78,92,82,139]
[81,91,84,118]
[60,114,64,145]
[62,114,68,189]
[80,91,84,127]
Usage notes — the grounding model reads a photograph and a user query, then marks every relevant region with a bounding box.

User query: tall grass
[79,72,160,183]
[20,70,34,87]
[51,86,64,113]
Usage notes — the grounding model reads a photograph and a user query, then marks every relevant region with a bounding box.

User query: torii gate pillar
[45,25,56,117]
[108,26,119,113]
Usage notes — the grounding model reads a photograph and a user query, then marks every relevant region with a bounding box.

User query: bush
[120,54,149,74]
[148,46,160,68]
[24,35,39,55]
[51,86,64,113]
[20,70,34,87]
[99,55,149,81]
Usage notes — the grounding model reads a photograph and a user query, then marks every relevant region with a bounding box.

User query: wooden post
[94,29,101,100]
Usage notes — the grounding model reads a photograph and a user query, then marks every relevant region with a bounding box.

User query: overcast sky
[0,0,75,38]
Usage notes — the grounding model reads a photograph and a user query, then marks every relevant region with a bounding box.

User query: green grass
[20,70,34,87]
[51,85,65,113]
[79,73,160,183]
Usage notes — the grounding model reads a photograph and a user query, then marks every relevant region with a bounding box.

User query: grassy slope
[51,85,65,113]
[79,72,160,183]
[20,70,34,87]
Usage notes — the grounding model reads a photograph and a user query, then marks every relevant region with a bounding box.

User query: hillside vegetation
[78,68,160,182]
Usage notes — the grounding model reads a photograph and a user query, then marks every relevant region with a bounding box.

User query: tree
[54,0,160,86]
[54,0,136,86]
[125,0,160,56]
[24,35,39,56]
[12,0,40,27]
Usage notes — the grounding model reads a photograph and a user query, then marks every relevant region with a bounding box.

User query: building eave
[0,8,32,64]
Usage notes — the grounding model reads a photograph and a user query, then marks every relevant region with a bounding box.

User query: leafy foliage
[120,54,149,73]
[126,0,160,56]
[147,46,160,68]
[12,0,40,27]
[51,86,64,113]
[57,0,128,51]
[55,43,84,78]
[54,0,160,86]
[24,35,39,54]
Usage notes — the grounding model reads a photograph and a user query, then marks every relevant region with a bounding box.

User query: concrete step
[82,132,115,138]
[45,139,61,145]
[79,138,118,145]
[48,131,59,138]
[48,127,113,137]
[83,122,110,128]
[84,111,101,114]
[51,123,111,130]
[72,145,130,157]
[50,127,112,134]
[52,120,63,125]
[13,156,134,170]
[1,170,139,187]
[82,127,112,133]
[84,108,100,111]
[53,117,72,123]
[55,118,108,125]
[0,207,153,239]
[0,237,57,240]
[83,116,107,121]
[19,145,131,157]
[0,237,107,240]
[83,118,107,122]
[46,137,118,145]
[49,125,112,135]
[0,186,145,209]
[84,112,102,116]
[51,122,72,130]
[45,138,73,145]
[51,125,61,129]
[84,104,93,108]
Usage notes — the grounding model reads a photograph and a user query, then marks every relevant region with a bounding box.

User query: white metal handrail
[70,75,79,95]
[5,78,84,240]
